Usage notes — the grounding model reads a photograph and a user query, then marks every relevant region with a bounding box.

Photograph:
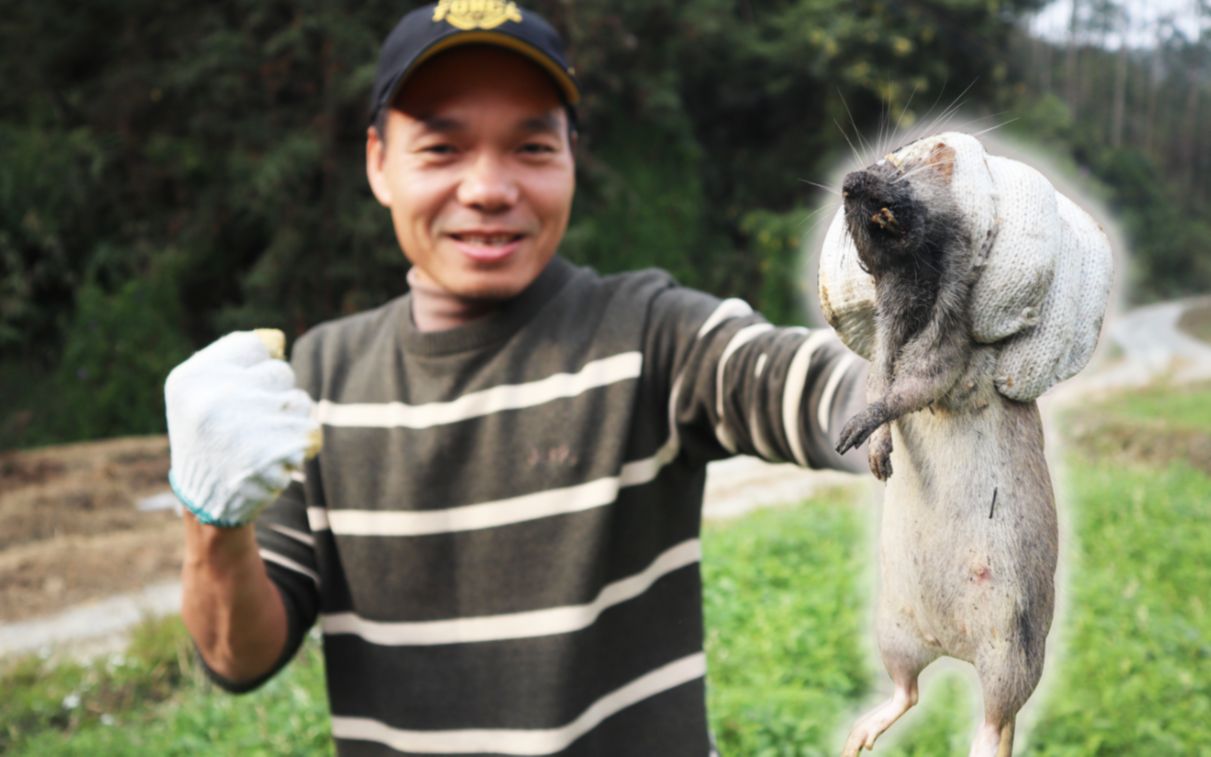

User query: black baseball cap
[369,2,580,124]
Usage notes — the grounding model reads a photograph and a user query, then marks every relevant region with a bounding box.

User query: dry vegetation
[0,436,180,622]
[1177,297,1211,344]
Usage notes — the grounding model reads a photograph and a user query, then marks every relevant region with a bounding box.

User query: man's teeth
[458,234,517,246]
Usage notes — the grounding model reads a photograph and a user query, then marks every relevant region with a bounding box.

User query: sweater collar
[398,256,576,356]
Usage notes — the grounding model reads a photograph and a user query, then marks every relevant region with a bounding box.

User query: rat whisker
[798,204,841,236]
[834,117,864,167]
[798,178,841,196]
[890,164,940,185]
[838,89,873,164]
[972,117,1020,137]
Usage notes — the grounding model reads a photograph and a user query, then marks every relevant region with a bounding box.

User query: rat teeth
[871,207,899,231]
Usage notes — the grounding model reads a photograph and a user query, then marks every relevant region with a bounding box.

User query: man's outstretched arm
[644,285,868,472]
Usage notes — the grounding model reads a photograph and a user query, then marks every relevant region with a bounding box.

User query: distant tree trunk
[1183,81,1201,191]
[1112,40,1127,147]
[1039,33,1054,93]
[1065,0,1082,109]
[1143,27,1163,156]
[1181,27,1205,195]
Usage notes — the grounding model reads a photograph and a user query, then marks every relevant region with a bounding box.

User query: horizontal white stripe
[781,330,834,466]
[259,548,320,587]
[320,454,672,537]
[696,298,752,338]
[817,352,857,435]
[330,652,707,755]
[321,539,701,645]
[317,352,642,429]
[267,523,315,547]
[306,507,329,532]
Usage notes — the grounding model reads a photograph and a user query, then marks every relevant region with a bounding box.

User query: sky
[1029,0,1205,48]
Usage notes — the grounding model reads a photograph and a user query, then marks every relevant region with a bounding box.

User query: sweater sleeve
[644,282,868,473]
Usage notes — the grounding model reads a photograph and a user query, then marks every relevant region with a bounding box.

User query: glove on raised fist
[165,329,321,527]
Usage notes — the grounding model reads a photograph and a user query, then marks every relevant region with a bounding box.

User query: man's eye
[519,142,556,155]
[421,143,458,155]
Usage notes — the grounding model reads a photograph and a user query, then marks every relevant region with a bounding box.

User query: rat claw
[836,405,886,455]
[836,420,870,454]
[871,449,893,480]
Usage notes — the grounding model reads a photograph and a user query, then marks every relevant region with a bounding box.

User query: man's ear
[366,125,392,207]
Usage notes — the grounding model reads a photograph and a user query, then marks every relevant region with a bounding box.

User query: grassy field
[3,383,1209,755]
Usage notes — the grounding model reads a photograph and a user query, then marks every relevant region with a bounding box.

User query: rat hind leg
[969,639,1046,757]
[842,614,938,756]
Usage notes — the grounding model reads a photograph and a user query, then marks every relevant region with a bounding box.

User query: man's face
[366,46,576,302]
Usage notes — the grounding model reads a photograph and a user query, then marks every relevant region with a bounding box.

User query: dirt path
[1063,296,1211,395]
[0,437,181,625]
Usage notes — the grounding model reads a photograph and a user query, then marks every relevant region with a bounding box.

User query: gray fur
[835,143,1057,757]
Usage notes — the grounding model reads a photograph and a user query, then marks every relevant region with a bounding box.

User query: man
[166,4,1085,755]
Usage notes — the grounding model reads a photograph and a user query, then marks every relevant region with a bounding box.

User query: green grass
[1086,380,1211,432]
[702,491,871,754]
[1,615,194,752]
[1028,459,1211,755]
[5,385,1211,754]
[1,619,331,756]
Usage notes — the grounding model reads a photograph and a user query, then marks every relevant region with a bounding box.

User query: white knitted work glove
[165,329,321,527]
[818,132,1114,401]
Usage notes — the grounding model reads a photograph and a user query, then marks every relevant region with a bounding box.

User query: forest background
[2,0,1209,449]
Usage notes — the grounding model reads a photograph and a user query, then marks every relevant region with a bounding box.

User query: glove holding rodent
[819,132,1114,401]
[165,329,322,527]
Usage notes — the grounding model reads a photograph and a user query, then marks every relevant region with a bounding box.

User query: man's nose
[457,154,519,212]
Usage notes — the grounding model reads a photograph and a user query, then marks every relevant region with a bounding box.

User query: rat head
[841,140,962,276]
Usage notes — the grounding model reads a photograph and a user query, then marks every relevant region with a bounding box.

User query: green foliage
[0,124,112,361]
[702,492,869,753]
[54,256,193,442]
[1005,11,1211,303]
[2,617,331,756]
[1087,380,1211,432]
[739,209,816,326]
[0,249,194,447]
[0,615,195,752]
[1029,458,1211,754]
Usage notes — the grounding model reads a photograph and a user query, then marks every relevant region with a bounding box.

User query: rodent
[833,137,1058,757]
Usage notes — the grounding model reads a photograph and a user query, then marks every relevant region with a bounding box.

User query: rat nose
[842,170,875,202]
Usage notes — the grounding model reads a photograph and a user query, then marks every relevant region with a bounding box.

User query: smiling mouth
[450,233,525,246]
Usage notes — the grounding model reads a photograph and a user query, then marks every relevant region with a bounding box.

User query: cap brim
[388,31,580,110]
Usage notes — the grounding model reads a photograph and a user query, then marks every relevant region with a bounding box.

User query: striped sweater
[214,257,866,755]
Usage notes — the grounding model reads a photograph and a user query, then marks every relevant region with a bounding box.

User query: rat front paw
[868,426,893,480]
[836,402,889,455]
